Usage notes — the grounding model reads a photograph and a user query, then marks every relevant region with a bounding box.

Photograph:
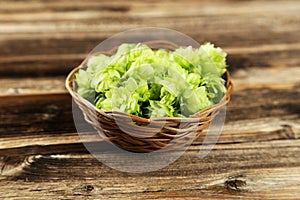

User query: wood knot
[225,174,247,191]
[83,185,94,192]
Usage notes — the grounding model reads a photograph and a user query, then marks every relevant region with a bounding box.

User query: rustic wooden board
[0,86,299,148]
[0,140,300,199]
[0,0,299,199]
[0,0,300,77]
[1,74,299,147]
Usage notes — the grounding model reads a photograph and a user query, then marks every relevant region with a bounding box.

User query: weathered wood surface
[0,0,300,199]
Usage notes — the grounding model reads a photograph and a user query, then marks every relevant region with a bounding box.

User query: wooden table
[0,0,299,199]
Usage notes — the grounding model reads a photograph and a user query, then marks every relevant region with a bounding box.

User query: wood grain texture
[0,140,300,199]
[0,0,300,77]
[0,67,299,96]
[0,85,299,148]
[0,0,299,199]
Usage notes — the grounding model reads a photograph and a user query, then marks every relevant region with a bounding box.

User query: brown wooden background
[0,0,300,199]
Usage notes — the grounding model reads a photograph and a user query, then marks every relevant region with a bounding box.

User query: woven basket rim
[65,40,233,123]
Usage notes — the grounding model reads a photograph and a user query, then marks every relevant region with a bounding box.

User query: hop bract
[75,43,227,118]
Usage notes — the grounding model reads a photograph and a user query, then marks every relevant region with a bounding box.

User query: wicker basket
[66,41,233,153]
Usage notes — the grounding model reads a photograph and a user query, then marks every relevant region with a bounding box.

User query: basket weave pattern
[66,41,233,153]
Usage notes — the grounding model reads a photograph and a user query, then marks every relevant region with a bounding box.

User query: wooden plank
[232,67,300,91]
[0,116,299,154]
[1,14,299,39]
[0,20,299,56]
[0,47,299,77]
[0,55,83,77]
[0,0,299,61]
[0,0,298,15]
[0,139,299,199]
[0,86,299,151]
[0,0,299,77]
[0,94,75,137]
[0,88,299,138]
[0,67,299,96]
[0,1,299,29]
[0,76,67,96]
